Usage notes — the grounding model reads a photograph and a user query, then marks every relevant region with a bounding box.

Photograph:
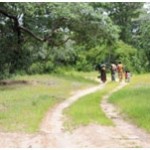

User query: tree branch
[0,8,16,20]
[0,8,44,42]
[19,26,44,42]
[0,9,70,46]
[55,37,71,46]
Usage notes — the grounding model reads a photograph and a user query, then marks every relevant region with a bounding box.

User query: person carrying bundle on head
[117,61,124,82]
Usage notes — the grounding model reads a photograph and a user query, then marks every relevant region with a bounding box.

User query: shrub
[44,61,55,73]
[28,62,44,74]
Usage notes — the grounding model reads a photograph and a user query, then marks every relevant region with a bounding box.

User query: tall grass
[64,82,118,130]
[109,74,150,132]
[0,73,97,133]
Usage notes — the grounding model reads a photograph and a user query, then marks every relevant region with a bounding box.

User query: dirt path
[1,81,150,148]
[0,83,105,148]
[100,82,150,148]
[43,81,150,148]
[40,83,106,147]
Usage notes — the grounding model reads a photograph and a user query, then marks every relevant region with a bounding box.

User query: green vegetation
[64,82,118,130]
[1,2,150,136]
[0,72,97,133]
[109,74,150,132]
[0,3,150,79]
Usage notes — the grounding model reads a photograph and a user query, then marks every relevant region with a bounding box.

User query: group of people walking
[96,62,131,83]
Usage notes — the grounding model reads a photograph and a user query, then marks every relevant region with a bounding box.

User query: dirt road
[1,82,150,148]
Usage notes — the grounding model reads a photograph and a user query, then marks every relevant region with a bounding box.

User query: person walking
[110,63,117,81]
[125,70,131,82]
[96,63,107,83]
[117,62,124,82]
[100,63,107,83]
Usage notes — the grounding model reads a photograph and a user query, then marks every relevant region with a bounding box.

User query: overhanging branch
[19,26,44,42]
[55,37,71,46]
[0,8,16,20]
[0,9,70,46]
[0,8,45,42]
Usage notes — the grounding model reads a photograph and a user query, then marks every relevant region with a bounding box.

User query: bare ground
[1,82,150,148]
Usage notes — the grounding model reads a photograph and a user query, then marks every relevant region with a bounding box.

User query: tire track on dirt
[45,81,150,148]
[0,83,105,148]
[101,82,150,148]
[1,81,150,148]
[41,83,106,147]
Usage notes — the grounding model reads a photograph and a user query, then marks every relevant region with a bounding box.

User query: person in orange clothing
[117,62,124,82]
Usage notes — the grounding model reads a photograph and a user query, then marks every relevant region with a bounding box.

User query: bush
[44,61,55,73]
[114,41,137,72]
[75,55,93,71]
[28,62,44,74]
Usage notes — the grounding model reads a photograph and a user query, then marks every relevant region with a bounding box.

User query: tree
[103,2,144,44]
[0,3,119,46]
[0,2,120,77]
[131,7,150,72]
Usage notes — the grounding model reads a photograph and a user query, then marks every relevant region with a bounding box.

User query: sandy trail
[40,83,106,147]
[1,81,150,148]
[44,81,150,148]
[100,82,150,148]
[0,83,105,148]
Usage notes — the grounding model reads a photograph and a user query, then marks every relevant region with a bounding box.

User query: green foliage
[28,62,44,74]
[0,2,150,77]
[44,61,55,72]
[28,60,55,74]
[87,44,109,65]
[113,41,137,72]
[85,41,138,73]
[0,3,120,76]
[0,34,31,79]
[75,53,93,71]
[51,45,77,66]
[104,2,144,43]
[132,12,150,72]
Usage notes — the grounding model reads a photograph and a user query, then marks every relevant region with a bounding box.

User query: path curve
[41,81,150,148]
[1,82,150,147]
[40,83,106,147]
[101,82,150,148]
[0,82,105,148]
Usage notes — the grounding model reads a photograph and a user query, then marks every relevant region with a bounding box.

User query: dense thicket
[0,2,149,78]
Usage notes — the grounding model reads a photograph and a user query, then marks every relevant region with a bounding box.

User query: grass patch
[64,82,118,131]
[0,72,97,133]
[109,74,150,133]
